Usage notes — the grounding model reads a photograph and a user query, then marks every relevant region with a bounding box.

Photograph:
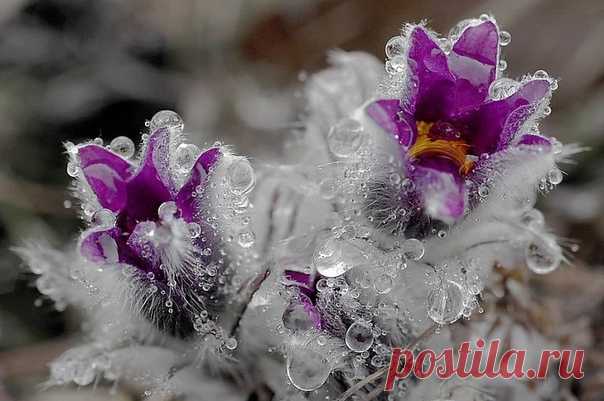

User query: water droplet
[109,136,135,159]
[543,106,552,116]
[385,55,406,74]
[438,38,452,53]
[92,209,115,227]
[225,337,238,350]
[188,222,201,238]
[313,238,352,277]
[534,70,549,79]
[427,280,464,325]
[328,118,364,158]
[286,349,332,391]
[237,230,255,248]
[94,233,118,263]
[175,143,199,172]
[66,162,79,177]
[345,321,374,352]
[547,168,563,185]
[478,185,489,198]
[499,30,511,46]
[525,237,561,274]
[488,78,519,100]
[498,59,507,71]
[227,158,255,195]
[282,298,317,331]
[385,36,405,59]
[389,172,401,186]
[158,201,178,221]
[150,110,184,132]
[401,238,424,261]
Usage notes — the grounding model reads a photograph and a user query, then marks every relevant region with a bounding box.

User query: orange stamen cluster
[408,121,475,175]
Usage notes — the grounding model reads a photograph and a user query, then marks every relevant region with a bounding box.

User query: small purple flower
[366,17,554,224]
[75,127,220,281]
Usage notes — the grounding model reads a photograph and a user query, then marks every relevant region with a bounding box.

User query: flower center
[409,121,475,175]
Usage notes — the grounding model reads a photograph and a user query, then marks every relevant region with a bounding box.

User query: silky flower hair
[16,14,582,401]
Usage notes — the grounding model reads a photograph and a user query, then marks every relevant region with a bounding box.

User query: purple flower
[282,270,322,331]
[366,18,554,224]
[75,127,220,282]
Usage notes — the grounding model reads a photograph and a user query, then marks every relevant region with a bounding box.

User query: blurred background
[0,0,603,400]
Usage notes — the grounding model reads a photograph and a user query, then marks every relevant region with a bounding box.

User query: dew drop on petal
[109,136,135,159]
[401,238,424,261]
[499,30,511,46]
[525,237,561,274]
[534,70,549,79]
[66,162,79,177]
[150,110,184,132]
[286,349,332,391]
[158,201,178,221]
[92,208,116,227]
[328,118,364,158]
[345,321,374,352]
[175,143,199,172]
[385,36,405,59]
[227,159,255,195]
[427,280,464,325]
[488,78,519,100]
[98,233,119,264]
[188,222,201,238]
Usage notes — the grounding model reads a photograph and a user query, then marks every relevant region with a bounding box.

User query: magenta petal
[412,159,465,224]
[470,79,551,154]
[284,270,317,299]
[123,129,173,226]
[450,21,498,85]
[366,100,416,147]
[80,227,121,264]
[78,145,134,212]
[175,148,221,222]
[516,134,552,150]
[407,27,454,121]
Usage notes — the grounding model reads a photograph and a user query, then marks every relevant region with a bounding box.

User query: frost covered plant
[261,15,581,399]
[15,14,583,401]
[18,111,260,392]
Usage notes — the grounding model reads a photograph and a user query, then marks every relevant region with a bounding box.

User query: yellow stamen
[409,121,475,175]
